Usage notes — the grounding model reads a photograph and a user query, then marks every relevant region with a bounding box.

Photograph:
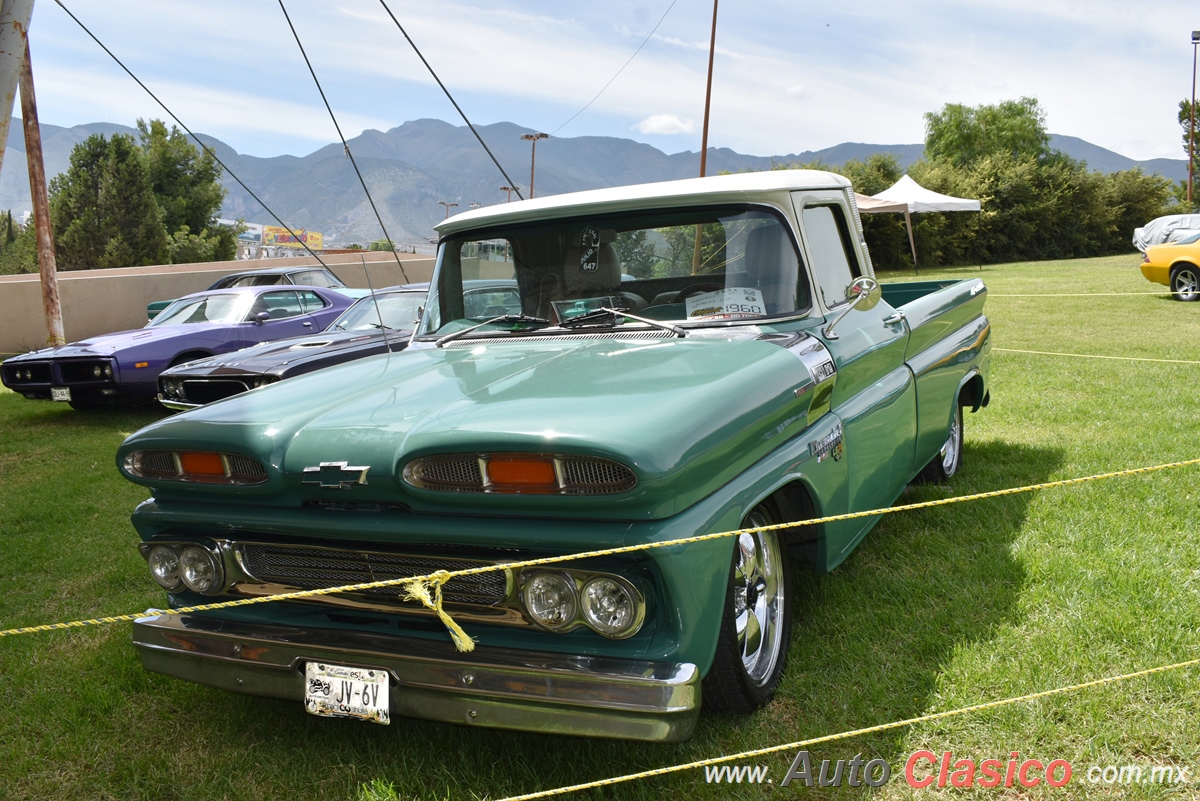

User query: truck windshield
[416,205,809,339]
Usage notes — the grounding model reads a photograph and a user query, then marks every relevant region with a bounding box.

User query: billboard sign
[263,226,323,249]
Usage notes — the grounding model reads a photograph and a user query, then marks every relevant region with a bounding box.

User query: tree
[1179,99,1199,209]
[50,133,168,270]
[138,119,236,261]
[924,97,1051,168]
[46,121,237,270]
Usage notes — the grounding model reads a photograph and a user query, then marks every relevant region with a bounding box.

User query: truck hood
[121,332,815,518]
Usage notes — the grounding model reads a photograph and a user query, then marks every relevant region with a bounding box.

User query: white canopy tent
[858,175,982,271]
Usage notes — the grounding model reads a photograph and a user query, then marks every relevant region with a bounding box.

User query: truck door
[792,192,916,558]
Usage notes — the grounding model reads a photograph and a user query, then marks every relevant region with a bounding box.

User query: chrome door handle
[883,311,906,325]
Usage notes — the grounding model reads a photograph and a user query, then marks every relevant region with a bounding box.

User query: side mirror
[822,277,882,340]
[254,311,270,326]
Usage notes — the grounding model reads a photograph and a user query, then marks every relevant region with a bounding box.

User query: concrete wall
[0,252,435,354]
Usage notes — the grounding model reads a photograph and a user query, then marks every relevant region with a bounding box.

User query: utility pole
[692,0,719,274]
[521,133,548,198]
[19,41,63,346]
[0,0,35,177]
[1189,30,1198,206]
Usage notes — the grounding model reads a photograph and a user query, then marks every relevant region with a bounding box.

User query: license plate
[304,662,390,724]
[50,387,71,402]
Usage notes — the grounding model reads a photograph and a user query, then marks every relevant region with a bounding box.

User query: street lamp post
[1190,30,1199,206]
[500,185,515,202]
[438,201,458,219]
[521,132,548,198]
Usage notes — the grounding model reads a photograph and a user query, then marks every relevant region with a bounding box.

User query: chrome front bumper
[133,613,701,742]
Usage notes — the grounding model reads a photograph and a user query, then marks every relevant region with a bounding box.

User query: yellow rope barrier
[994,347,1200,365]
[988,291,1173,297]
[491,656,1200,801]
[3,455,1199,641]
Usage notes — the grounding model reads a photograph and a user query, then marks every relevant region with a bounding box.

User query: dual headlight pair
[520,570,644,639]
[144,543,223,594]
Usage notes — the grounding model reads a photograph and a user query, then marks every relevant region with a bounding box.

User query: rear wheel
[702,498,793,714]
[1170,265,1200,302]
[917,403,963,483]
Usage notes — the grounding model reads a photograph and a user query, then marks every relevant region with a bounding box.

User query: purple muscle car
[1,285,353,409]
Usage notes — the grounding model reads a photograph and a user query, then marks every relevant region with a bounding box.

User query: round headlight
[92,365,102,378]
[147,545,182,591]
[104,365,112,377]
[23,369,31,380]
[522,572,577,629]
[179,545,223,594]
[581,577,639,637]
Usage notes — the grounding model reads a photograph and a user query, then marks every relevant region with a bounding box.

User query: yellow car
[1141,232,1200,301]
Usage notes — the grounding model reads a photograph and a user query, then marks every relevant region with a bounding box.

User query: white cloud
[633,114,695,135]
[18,0,1200,162]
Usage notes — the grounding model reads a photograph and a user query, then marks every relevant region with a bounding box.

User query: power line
[549,0,679,136]
[376,0,526,200]
[276,0,408,284]
[51,0,331,267]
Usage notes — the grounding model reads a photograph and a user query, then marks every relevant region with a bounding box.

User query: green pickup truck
[117,170,990,742]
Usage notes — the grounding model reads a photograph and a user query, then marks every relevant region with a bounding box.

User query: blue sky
[19,0,1200,162]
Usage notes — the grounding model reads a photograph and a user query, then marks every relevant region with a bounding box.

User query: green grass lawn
[3,253,1200,800]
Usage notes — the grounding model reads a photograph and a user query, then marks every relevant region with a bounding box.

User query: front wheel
[702,499,793,714]
[1170,265,1200,302]
[917,403,963,483]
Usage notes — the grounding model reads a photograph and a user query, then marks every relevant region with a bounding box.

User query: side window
[802,205,862,308]
[255,290,304,320]
[296,290,328,313]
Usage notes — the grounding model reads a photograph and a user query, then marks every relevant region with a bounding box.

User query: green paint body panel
[116,173,991,738]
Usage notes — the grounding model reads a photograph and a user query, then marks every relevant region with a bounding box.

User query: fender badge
[302,461,370,489]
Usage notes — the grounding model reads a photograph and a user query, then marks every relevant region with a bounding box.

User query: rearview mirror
[254,311,270,326]
[822,277,882,340]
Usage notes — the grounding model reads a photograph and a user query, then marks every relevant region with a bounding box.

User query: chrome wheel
[1172,266,1200,302]
[733,517,786,686]
[916,403,963,484]
[702,498,794,714]
[937,407,962,477]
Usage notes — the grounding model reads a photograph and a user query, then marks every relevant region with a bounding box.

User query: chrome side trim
[133,613,700,742]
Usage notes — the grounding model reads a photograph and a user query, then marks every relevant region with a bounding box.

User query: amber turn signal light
[486,457,557,490]
[179,451,227,477]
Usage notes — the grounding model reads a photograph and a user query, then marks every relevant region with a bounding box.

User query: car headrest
[562,228,621,293]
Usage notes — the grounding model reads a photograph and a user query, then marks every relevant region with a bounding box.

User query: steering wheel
[674,282,725,302]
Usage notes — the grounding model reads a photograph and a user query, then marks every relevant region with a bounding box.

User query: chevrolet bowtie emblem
[301,461,370,489]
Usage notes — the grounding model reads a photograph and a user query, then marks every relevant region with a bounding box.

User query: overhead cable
[276,0,409,284]
[549,0,679,136]
[52,0,331,267]
[376,0,526,200]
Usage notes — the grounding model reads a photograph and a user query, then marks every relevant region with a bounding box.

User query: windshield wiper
[558,307,685,338]
[435,314,550,347]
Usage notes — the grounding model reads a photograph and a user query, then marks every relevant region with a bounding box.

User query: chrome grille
[227,455,268,481]
[408,456,483,490]
[138,451,178,477]
[237,543,507,605]
[561,457,637,493]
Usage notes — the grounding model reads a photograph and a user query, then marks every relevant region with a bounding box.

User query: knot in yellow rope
[402,569,475,652]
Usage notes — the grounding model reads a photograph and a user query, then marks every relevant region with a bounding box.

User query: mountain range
[0,117,1188,246]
